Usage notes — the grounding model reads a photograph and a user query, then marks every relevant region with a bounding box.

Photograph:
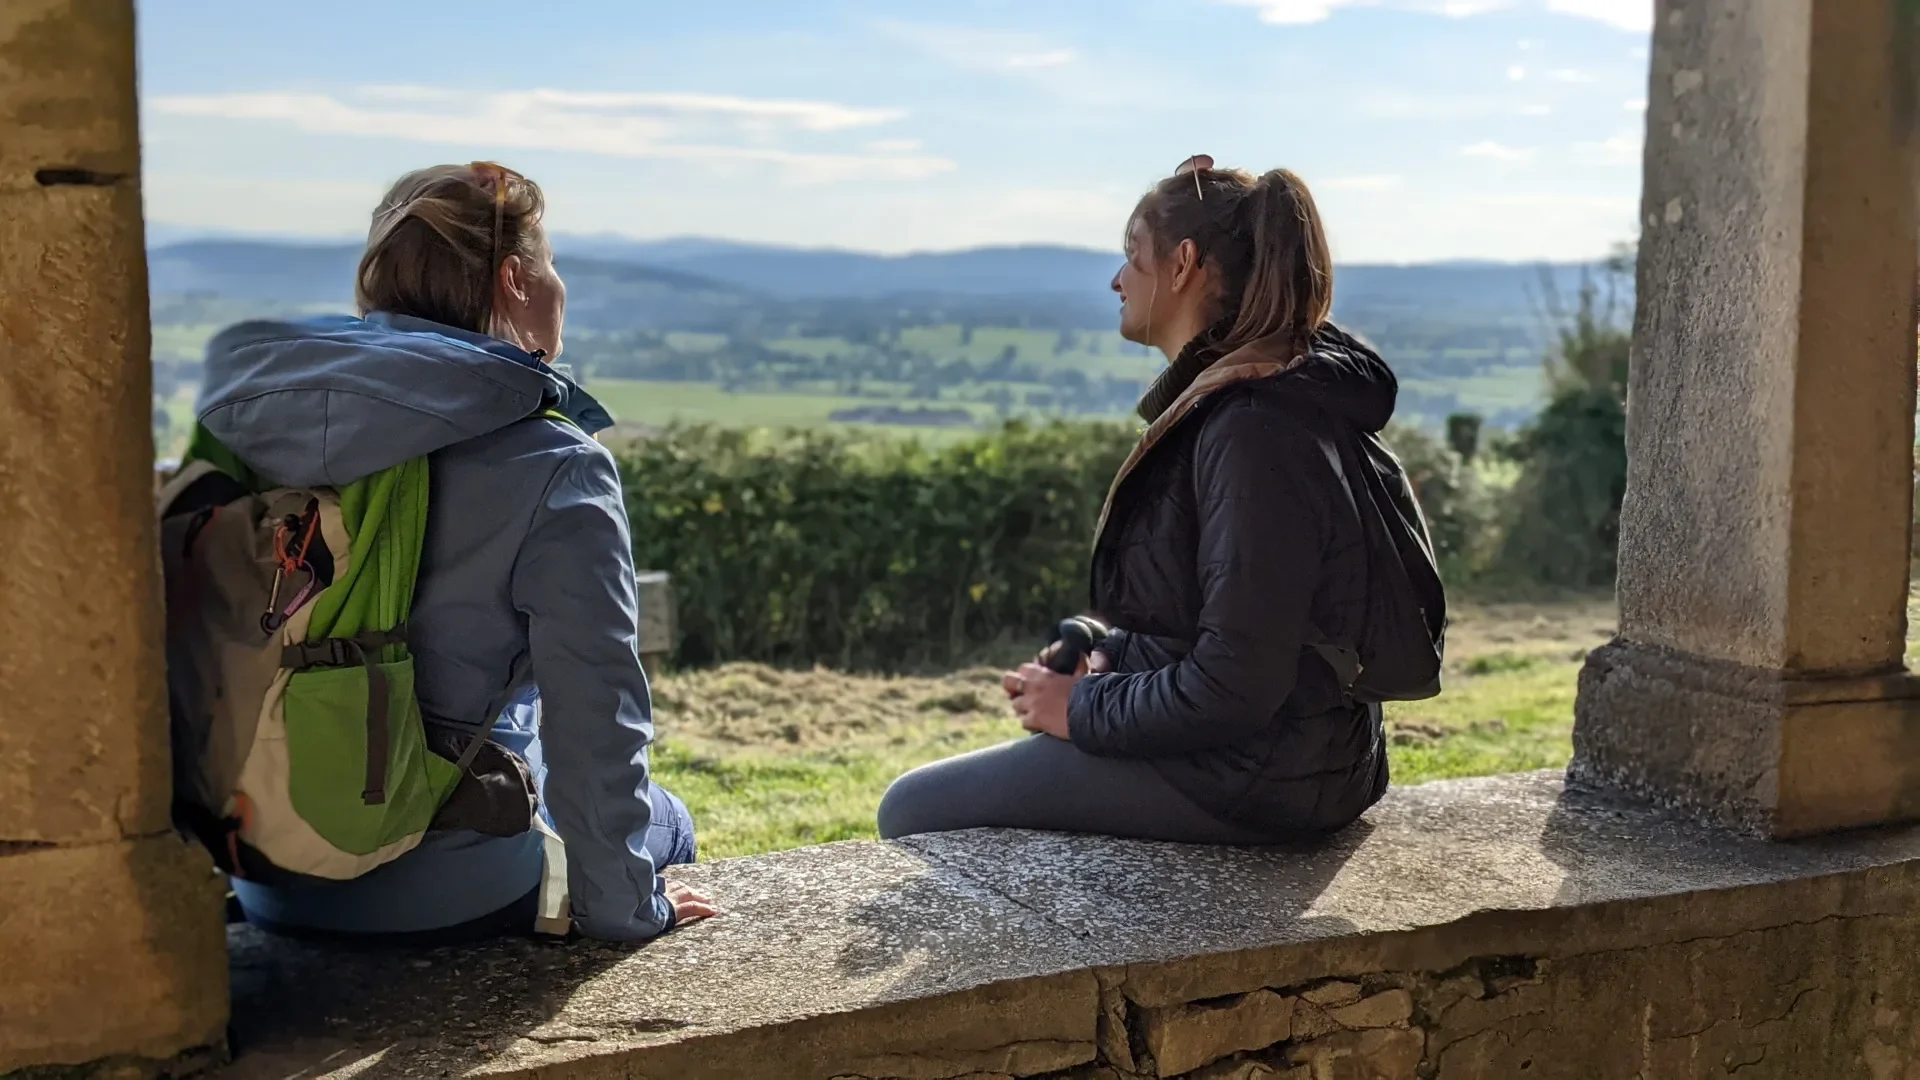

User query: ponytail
[1222,170,1333,359]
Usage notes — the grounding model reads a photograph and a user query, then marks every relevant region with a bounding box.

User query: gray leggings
[876,734,1274,844]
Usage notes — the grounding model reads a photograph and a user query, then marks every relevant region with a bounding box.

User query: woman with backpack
[878,157,1433,843]
[190,163,713,942]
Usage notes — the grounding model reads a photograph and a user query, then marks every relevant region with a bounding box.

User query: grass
[651,665,1022,858]
[652,595,1618,859]
[589,379,994,444]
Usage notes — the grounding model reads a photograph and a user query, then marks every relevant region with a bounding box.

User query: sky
[135,0,1652,262]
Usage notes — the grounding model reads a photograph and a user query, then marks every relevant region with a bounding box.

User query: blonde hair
[355,162,547,336]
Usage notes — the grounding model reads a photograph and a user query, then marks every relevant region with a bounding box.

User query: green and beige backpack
[159,427,535,882]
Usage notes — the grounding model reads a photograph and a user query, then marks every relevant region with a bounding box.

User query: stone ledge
[220,770,1920,1079]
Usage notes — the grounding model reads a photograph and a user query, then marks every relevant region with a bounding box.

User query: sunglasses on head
[1175,154,1214,199]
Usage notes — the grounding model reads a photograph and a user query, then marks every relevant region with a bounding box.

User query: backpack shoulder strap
[1302,420,1369,689]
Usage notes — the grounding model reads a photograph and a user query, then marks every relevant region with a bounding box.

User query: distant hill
[147,240,770,331]
[145,233,1635,431]
[147,235,1615,332]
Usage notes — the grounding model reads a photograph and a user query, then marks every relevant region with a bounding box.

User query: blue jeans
[496,688,697,866]
[641,783,698,868]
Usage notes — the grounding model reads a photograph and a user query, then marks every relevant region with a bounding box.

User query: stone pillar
[636,570,676,680]
[1574,0,1920,837]
[0,1,229,1072]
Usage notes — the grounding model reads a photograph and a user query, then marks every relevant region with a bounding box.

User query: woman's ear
[497,253,532,306]
[1170,238,1202,294]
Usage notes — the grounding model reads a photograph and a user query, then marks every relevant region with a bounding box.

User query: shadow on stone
[1537,771,1920,910]
[222,926,634,1079]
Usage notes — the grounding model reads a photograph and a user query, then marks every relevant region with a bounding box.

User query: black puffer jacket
[1067,324,1393,835]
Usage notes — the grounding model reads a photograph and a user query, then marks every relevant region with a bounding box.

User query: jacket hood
[1263,323,1398,434]
[198,312,613,488]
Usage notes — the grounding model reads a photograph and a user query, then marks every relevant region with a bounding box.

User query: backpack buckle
[281,638,359,671]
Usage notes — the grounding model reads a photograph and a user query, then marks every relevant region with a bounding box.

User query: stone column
[0,1,228,1072]
[1574,0,1920,837]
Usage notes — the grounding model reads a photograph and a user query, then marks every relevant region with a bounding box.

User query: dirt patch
[655,663,1009,746]
[1444,597,1616,667]
[654,597,1622,751]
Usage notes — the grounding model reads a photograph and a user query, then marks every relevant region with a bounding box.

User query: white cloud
[1461,140,1535,162]
[1549,68,1596,83]
[1507,65,1527,81]
[1227,0,1353,21]
[320,85,904,132]
[1223,0,1507,24]
[1222,0,1650,30]
[1624,98,1647,111]
[1518,103,1553,116]
[148,87,952,183]
[1545,0,1652,32]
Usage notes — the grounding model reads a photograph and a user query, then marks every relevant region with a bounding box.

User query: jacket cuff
[1067,674,1105,751]
[656,875,677,933]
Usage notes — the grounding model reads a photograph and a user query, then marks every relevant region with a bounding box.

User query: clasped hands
[1001,641,1110,740]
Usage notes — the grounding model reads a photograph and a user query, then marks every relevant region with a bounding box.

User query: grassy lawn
[652,596,1618,859]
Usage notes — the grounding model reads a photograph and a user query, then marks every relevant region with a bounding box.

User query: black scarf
[1135,317,1238,423]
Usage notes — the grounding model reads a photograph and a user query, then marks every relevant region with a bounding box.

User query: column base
[1573,639,1920,838]
[0,833,229,1074]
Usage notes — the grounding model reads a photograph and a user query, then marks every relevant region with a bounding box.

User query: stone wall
[1035,912,1920,1079]
[222,772,1920,1080]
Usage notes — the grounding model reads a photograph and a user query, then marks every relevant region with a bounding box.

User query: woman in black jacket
[877,157,1393,843]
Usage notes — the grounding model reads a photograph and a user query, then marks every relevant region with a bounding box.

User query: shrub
[1384,423,1503,580]
[1494,266,1632,589]
[617,421,1135,671]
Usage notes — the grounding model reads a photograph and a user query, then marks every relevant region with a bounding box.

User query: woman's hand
[1000,661,1086,740]
[665,880,718,926]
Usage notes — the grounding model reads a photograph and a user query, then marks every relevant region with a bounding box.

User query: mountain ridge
[148,235,1615,328]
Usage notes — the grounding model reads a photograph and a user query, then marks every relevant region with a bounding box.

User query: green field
[653,597,1618,859]
[590,379,997,442]
[890,325,1159,379]
[1401,367,1547,413]
[153,313,1556,453]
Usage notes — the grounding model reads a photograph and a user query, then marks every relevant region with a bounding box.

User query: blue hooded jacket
[203,312,675,940]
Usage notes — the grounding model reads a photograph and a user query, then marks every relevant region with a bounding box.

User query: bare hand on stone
[666,880,718,925]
